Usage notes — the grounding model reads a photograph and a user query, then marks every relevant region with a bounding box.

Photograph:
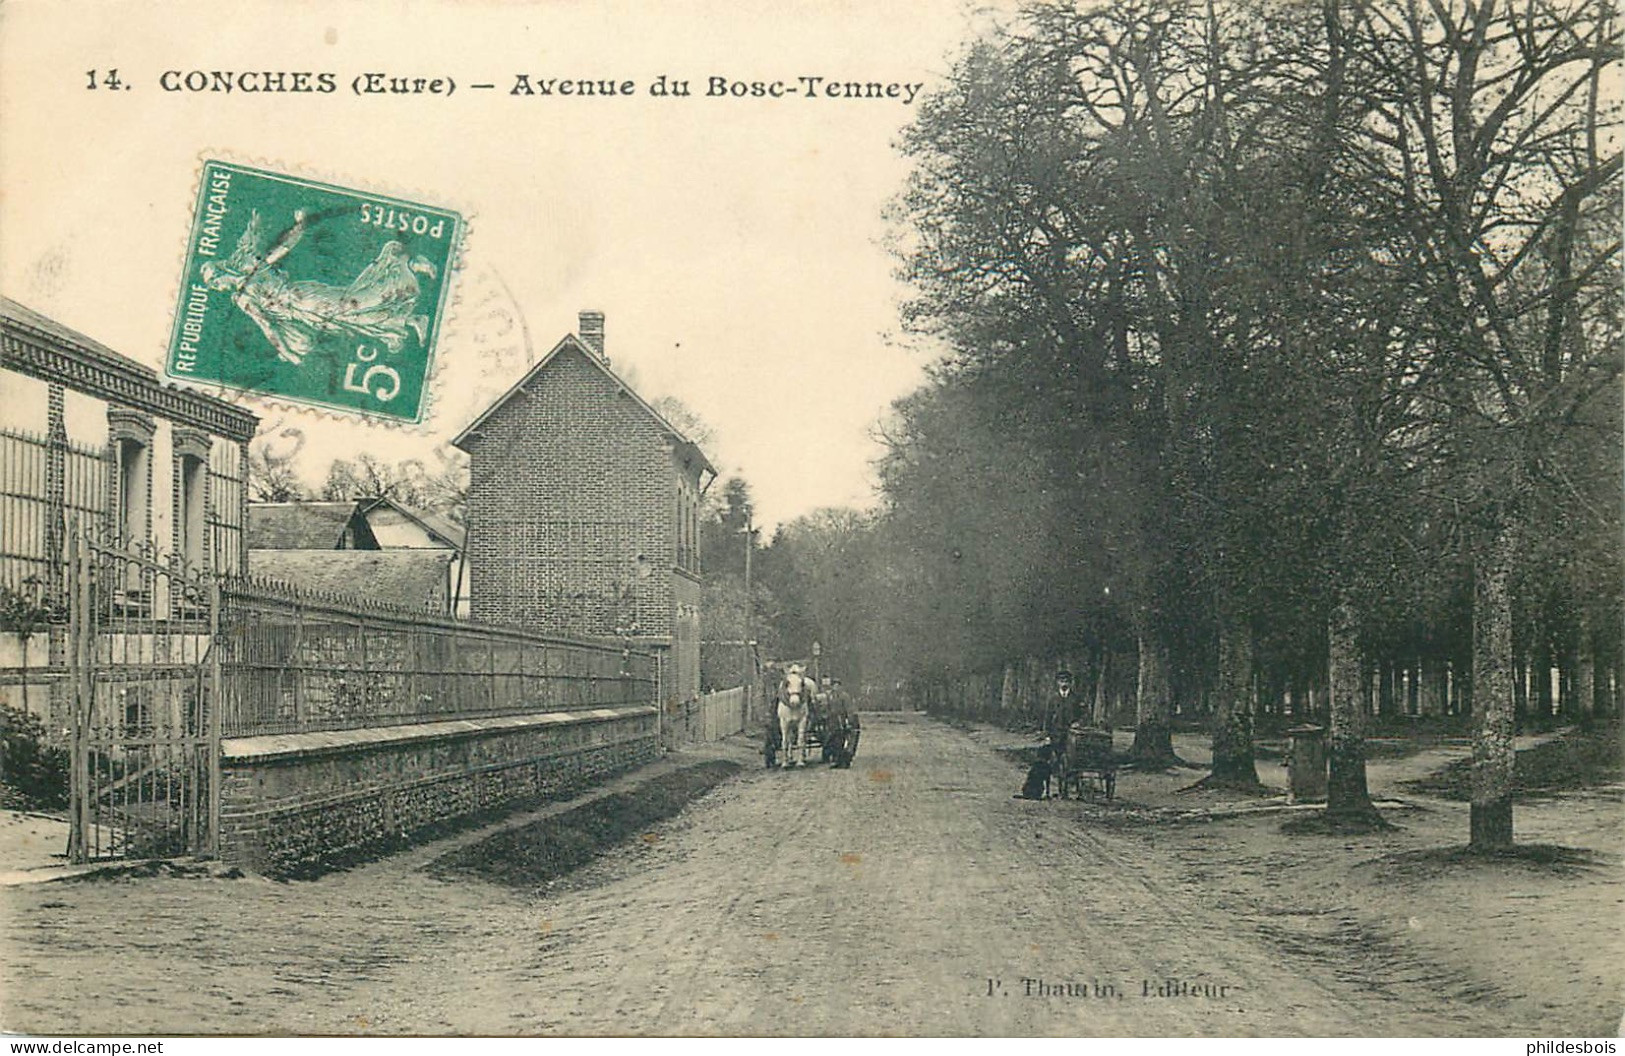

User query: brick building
[452,311,714,706]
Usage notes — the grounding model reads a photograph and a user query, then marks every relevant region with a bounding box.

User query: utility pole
[741,519,757,714]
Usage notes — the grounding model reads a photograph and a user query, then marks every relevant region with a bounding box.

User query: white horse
[778,667,813,768]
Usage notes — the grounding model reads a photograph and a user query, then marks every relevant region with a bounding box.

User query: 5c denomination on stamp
[166,160,463,423]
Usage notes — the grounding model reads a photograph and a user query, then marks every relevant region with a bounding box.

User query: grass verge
[425,760,743,889]
[1402,723,1622,800]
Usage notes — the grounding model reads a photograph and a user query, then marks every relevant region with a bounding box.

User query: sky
[0,0,1011,531]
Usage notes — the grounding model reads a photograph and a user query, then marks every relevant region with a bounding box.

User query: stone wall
[218,705,658,875]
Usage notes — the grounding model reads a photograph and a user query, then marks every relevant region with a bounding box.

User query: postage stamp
[165,160,463,423]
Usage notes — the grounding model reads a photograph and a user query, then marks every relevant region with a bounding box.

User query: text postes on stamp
[167,160,463,423]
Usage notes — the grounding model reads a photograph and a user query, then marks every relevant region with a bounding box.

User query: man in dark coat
[1016,669,1082,799]
[824,678,861,768]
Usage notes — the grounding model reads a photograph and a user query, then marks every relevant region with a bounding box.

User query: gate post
[206,575,223,858]
[66,531,91,864]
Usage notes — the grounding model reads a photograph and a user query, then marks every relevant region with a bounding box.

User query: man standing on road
[1016,669,1081,799]
[826,677,861,768]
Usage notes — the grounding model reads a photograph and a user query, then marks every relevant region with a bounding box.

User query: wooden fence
[672,685,750,744]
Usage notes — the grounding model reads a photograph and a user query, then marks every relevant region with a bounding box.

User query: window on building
[179,454,206,567]
[689,497,698,573]
[675,494,688,572]
[107,409,156,607]
[115,437,149,545]
[108,408,155,549]
[675,490,699,574]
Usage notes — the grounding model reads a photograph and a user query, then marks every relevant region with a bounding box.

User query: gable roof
[450,333,715,477]
[409,507,467,549]
[248,502,357,549]
[356,495,466,550]
[250,497,467,551]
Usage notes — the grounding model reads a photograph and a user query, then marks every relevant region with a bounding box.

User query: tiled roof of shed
[246,549,456,612]
[247,503,356,549]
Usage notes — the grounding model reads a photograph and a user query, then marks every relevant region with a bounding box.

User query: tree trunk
[1206,608,1261,788]
[1534,638,1553,723]
[1130,632,1176,767]
[1512,654,1527,728]
[1470,520,1517,851]
[1327,597,1381,823]
[1092,648,1110,727]
[1420,656,1444,717]
[1574,621,1595,728]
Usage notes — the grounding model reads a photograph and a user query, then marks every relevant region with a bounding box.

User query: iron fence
[219,575,658,737]
[0,428,109,602]
[64,531,661,862]
[207,442,246,577]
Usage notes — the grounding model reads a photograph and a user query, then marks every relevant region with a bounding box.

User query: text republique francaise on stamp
[166,160,463,423]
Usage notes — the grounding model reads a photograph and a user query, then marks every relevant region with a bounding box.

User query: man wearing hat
[824,677,861,768]
[1016,669,1082,799]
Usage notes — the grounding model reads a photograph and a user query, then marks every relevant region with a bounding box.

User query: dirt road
[1,714,1612,1036]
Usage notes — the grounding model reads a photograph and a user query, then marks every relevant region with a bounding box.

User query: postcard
[0,0,1619,1041]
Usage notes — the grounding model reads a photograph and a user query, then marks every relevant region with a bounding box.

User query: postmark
[166,160,463,423]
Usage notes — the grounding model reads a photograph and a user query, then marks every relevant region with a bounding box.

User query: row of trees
[765,0,1618,849]
[250,445,470,523]
[243,0,1622,855]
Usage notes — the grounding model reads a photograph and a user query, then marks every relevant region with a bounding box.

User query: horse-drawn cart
[764,708,828,767]
[1057,723,1117,800]
[764,701,859,768]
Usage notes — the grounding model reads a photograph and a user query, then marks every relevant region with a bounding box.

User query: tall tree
[1337,0,1621,848]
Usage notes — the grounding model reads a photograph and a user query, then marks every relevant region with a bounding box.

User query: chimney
[578,310,606,361]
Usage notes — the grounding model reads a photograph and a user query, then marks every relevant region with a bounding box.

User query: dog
[1016,740,1061,800]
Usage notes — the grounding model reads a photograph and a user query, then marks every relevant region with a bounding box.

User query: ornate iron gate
[66,532,219,862]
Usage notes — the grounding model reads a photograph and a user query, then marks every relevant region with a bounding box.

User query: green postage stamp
[166,161,463,423]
